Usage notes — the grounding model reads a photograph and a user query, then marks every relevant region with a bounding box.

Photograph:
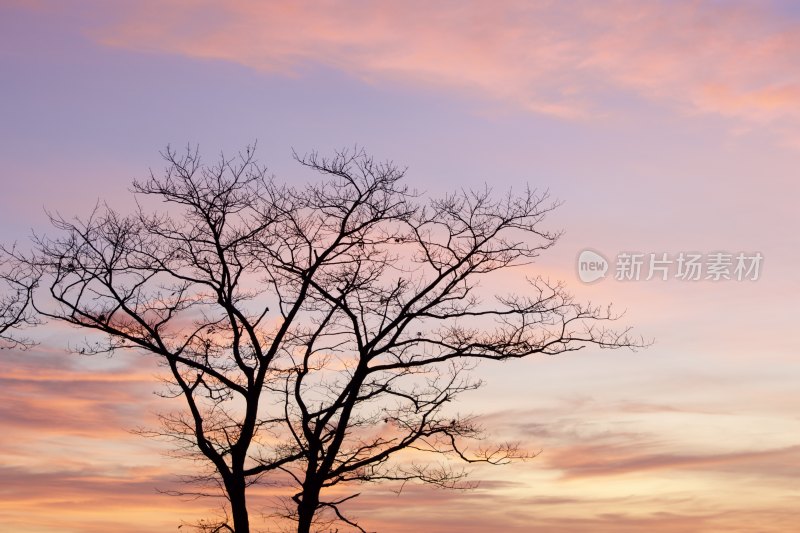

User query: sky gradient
[1,1,799,532]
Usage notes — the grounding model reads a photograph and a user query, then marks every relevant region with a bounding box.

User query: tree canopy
[5,146,639,532]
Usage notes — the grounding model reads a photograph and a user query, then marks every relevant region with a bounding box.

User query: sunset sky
[1,1,799,532]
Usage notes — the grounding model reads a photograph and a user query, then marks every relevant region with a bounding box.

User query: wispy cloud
[0,465,213,533]
[1,342,798,531]
[0,348,160,439]
[82,0,800,143]
[548,442,800,480]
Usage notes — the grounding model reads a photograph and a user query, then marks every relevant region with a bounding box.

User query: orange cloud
[0,465,217,532]
[2,340,798,532]
[0,348,161,439]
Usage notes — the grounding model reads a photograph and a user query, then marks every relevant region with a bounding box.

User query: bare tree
[11,146,640,533]
[0,251,38,349]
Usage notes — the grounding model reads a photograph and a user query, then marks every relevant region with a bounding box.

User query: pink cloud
[0,465,217,532]
[0,347,162,439]
[547,442,800,480]
[80,0,800,142]
[2,342,798,531]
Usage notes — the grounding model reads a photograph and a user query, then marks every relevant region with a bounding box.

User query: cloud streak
[548,442,800,480]
[84,0,800,143]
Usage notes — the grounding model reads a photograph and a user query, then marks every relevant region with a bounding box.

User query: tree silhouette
[9,146,640,532]
[0,252,38,349]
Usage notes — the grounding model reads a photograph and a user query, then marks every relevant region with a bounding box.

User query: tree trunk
[296,489,319,533]
[228,478,250,533]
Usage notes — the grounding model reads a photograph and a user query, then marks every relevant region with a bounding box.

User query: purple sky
[1,1,799,531]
